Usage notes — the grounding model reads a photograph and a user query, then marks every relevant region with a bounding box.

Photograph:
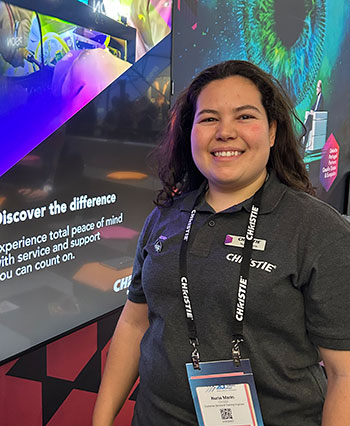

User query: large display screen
[0,0,172,363]
[172,0,350,212]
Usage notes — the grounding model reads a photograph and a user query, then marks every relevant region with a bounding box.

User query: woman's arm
[92,300,149,426]
[320,347,350,426]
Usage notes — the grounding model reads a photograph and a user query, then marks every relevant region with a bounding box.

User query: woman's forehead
[195,76,264,109]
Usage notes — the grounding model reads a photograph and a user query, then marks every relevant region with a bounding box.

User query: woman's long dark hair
[153,60,314,206]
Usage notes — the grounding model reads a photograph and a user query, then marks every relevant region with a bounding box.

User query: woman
[93,60,350,426]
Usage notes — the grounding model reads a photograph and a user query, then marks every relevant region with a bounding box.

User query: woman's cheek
[247,122,263,135]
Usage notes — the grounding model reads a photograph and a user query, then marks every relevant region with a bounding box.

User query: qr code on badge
[220,408,233,420]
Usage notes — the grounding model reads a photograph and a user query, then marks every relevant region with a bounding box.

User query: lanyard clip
[190,338,200,370]
[232,336,244,367]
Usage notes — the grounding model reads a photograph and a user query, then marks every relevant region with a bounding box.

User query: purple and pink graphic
[0,0,171,177]
[319,133,339,192]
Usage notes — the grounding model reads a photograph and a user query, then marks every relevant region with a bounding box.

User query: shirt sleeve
[127,208,157,304]
[304,234,350,350]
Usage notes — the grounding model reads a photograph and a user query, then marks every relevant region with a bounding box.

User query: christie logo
[113,275,132,293]
[246,205,259,241]
[184,210,196,241]
[226,253,277,273]
[224,234,266,251]
[181,276,193,319]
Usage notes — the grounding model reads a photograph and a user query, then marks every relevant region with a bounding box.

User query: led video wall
[0,0,172,362]
[173,0,350,212]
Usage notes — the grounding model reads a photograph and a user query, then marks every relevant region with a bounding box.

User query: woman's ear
[269,121,277,147]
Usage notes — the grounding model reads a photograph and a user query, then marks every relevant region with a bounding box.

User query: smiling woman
[154,60,313,207]
[190,75,276,211]
[93,61,350,426]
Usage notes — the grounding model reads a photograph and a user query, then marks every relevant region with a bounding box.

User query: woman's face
[191,75,276,195]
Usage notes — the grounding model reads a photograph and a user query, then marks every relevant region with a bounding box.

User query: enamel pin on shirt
[154,235,167,253]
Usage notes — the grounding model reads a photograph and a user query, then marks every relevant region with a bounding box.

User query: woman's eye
[239,114,253,120]
[200,117,217,122]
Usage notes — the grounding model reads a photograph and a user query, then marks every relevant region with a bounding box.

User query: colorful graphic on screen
[0,0,171,176]
[0,0,172,363]
[173,0,350,210]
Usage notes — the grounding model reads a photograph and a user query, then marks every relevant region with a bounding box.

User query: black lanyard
[179,184,264,369]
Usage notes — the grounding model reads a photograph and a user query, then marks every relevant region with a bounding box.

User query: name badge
[186,359,264,426]
[225,235,266,251]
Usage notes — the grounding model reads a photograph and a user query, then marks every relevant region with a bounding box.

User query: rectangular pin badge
[225,235,266,251]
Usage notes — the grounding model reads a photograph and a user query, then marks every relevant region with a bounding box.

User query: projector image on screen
[304,111,328,152]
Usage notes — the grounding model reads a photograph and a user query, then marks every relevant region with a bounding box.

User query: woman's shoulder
[283,185,350,233]
[137,190,198,250]
[142,190,194,227]
[153,186,204,213]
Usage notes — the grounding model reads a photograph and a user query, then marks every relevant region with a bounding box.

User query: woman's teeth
[213,151,242,157]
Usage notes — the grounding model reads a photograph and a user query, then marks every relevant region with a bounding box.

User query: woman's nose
[215,119,238,141]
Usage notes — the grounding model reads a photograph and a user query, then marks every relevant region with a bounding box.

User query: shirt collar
[180,170,287,215]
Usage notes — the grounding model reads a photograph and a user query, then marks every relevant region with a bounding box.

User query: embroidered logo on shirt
[224,234,266,251]
[154,235,167,253]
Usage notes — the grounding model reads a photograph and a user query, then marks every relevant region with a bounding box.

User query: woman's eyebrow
[195,108,219,117]
[196,105,261,117]
[234,105,261,113]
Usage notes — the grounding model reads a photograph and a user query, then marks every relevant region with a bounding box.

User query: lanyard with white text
[179,185,264,369]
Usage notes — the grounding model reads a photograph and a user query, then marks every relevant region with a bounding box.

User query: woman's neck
[205,172,267,213]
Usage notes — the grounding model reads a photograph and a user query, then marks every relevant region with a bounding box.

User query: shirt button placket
[208,219,216,227]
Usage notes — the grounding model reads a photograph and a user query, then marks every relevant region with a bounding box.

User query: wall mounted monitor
[0,0,173,363]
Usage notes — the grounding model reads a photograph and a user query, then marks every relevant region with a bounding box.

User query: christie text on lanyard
[179,185,264,369]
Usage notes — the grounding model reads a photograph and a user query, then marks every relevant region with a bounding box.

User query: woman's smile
[211,149,244,158]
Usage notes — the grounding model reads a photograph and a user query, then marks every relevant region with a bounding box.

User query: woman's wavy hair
[153,60,314,206]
